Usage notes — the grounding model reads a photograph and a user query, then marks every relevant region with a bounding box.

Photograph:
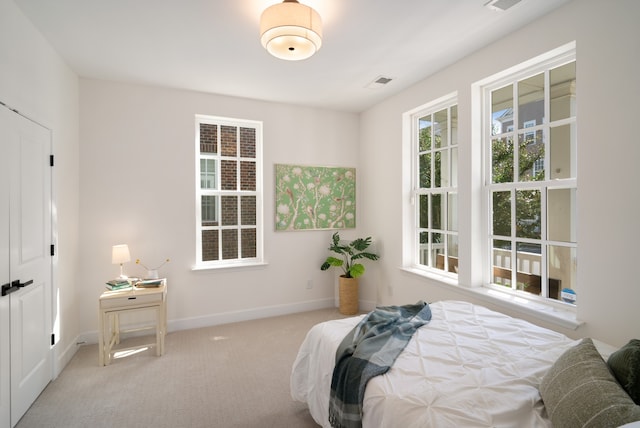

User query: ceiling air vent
[484,0,522,11]
[366,76,393,89]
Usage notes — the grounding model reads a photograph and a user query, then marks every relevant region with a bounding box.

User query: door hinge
[50,154,54,167]
[50,244,55,256]
[51,333,55,346]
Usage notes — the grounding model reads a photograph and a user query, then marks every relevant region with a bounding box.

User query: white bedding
[291,300,581,428]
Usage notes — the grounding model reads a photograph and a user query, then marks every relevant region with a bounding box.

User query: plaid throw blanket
[328,301,432,428]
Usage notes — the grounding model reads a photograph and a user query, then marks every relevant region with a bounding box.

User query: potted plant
[320,231,380,315]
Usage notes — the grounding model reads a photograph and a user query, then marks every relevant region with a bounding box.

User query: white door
[0,106,53,427]
[0,106,11,428]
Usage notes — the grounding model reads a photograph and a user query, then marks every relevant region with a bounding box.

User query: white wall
[359,0,640,347]
[78,80,361,335]
[5,0,637,374]
[0,0,80,374]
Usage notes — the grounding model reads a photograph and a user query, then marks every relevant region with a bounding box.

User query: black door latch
[1,279,34,296]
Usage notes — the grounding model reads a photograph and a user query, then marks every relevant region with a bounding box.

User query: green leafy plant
[320,232,380,278]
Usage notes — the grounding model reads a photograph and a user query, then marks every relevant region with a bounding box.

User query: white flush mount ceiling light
[260,0,322,61]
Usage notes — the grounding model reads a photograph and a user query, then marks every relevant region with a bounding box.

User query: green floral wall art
[275,164,356,231]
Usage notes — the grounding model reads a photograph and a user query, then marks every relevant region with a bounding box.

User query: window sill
[400,266,582,331]
[192,260,268,272]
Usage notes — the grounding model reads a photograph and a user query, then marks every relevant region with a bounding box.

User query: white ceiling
[15,0,570,113]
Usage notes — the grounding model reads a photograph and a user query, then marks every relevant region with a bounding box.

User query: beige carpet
[17,307,350,428]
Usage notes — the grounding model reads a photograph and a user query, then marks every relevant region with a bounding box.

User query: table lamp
[112,244,131,279]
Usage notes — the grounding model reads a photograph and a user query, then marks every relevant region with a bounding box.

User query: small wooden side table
[98,281,167,366]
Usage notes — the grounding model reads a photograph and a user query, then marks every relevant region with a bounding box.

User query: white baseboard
[79,298,336,344]
[52,334,82,378]
[169,298,336,332]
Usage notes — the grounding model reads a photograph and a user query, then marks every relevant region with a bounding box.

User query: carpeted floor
[16,307,349,428]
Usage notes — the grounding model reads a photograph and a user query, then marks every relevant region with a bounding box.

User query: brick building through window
[196,115,262,266]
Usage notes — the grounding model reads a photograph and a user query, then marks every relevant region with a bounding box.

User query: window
[405,95,459,276]
[523,119,536,141]
[195,115,263,267]
[483,49,576,304]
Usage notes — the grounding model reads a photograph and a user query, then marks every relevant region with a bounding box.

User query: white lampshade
[260,0,322,61]
[112,244,131,279]
[112,244,131,264]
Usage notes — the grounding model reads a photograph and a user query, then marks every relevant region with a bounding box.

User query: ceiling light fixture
[260,0,322,61]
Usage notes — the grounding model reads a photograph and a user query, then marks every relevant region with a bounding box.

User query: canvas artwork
[275,164,356,231]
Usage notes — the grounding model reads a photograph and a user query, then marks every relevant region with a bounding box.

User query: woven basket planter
[338,276,359,315]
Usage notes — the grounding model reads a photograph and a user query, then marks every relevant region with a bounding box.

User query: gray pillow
[540,338,640,428]
[608,339,640,404]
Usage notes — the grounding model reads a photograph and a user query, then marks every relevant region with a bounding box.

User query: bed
[291,300,640,428]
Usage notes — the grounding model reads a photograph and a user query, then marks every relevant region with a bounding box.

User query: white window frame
[194,114,264,270]
[402,93,458,279]
[400,44,580,328]
[480,45,577,308]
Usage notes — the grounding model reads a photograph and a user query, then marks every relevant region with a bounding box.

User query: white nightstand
[98,281,167,366]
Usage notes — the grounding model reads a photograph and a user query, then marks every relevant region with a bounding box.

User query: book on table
[105,279,132,290]
[135,278,165,288]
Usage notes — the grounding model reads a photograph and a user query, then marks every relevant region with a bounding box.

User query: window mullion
[513,82,520,183]
[540,187,548,298]
[509,188,516,289]
[235,127,242,257]
[217,127,222,261]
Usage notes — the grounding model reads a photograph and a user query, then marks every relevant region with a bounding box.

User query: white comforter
[291,300,580,428]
